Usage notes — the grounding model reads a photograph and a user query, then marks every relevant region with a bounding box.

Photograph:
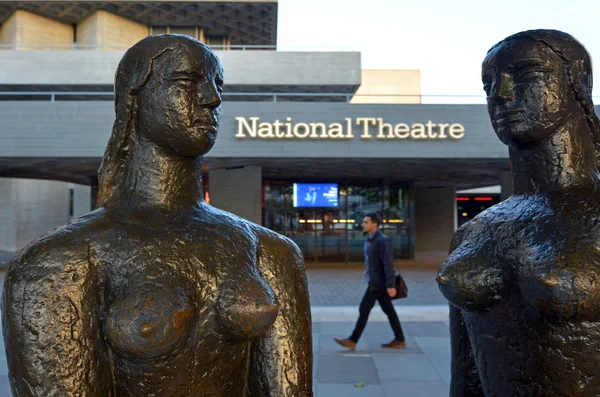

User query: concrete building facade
[0,0,515,261]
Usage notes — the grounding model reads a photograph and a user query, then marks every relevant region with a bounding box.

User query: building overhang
[0,1,277,45]
[0,157,509,190]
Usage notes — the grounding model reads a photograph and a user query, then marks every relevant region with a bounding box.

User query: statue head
[97,34,223,207]
[482,29,600,150]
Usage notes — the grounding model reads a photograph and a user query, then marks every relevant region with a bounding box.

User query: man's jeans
[349,285,405,343]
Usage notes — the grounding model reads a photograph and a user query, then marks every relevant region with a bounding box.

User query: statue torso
[439,193,600,396]
[91,206,278,396]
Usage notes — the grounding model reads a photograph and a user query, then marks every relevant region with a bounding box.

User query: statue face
[482,38,574,147]
[136,39,224,157]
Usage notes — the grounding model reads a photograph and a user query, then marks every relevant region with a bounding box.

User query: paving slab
[372,353,443,381]
[318,355,380,384]
[381,379,449,397]
[317,383,386,397]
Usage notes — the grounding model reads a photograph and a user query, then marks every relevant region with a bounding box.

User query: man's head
[362,213,381,234]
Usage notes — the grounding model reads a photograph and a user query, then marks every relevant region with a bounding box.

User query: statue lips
[495,110,526,125]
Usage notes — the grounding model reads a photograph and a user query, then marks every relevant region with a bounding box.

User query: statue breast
[105,282,196,360]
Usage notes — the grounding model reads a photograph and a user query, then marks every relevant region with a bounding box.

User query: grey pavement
[0,251,12,268]
[306,263,446,306]
[0,259,451,396]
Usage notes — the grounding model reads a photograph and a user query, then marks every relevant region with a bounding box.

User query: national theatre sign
[235,117,465,140]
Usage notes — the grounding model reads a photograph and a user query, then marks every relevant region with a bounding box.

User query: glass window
[346,186,383,261]
[384,186,411,258]
[262,180,414,262]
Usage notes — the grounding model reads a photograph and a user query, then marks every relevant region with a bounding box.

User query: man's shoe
[334,338,356,351]
[381,340,406,349]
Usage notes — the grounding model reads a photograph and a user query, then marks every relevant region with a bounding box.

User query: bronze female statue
[438,29,600,396]
[2,34,312,397]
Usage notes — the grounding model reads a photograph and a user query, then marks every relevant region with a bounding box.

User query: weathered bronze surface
[437,29,600,396]
[2,34,313,396]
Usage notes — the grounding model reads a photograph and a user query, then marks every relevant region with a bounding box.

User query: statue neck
[510,121,600,196]
[113,135,204,211]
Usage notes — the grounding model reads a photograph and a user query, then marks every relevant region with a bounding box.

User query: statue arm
[248,235,313,397]
[1,247,114,397]
[449,305,485,397]
[446,228,485,397]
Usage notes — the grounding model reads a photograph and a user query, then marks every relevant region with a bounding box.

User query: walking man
[334,212,406,350]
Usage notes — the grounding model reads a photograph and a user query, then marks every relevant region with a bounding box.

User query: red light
[456,197,470,201]
[474,197,494,201]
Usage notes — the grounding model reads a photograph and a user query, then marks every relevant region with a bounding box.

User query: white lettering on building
[235,117,465,141]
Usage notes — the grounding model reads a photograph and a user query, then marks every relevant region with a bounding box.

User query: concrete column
[90,176,99,210]
[209,166,262,225]
[13,179,71,250]
[0,179,16,252]
[0,178,71,252]
[500,171,512,201]
[72,183,92,219]
[415,187,456,255]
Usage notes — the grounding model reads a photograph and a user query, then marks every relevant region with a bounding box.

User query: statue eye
[514,67,550,82]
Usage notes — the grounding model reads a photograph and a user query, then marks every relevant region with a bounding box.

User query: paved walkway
[312,307,450,397]
[0,257,451,396]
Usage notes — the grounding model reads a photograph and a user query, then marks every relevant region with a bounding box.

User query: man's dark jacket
[365,230,396,288]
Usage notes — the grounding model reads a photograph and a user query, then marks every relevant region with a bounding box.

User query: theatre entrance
[262,182,414,263]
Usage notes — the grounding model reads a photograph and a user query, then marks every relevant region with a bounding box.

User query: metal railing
[0,91,416,103]
[0,43,357,52]
[2,91,599,104]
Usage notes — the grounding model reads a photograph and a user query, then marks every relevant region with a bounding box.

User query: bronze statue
[2,34,313,397]
[437,29,600,396]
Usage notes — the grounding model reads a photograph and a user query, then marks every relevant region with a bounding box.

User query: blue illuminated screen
[293,183,339,208]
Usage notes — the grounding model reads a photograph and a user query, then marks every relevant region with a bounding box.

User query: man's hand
[387,287,396,298]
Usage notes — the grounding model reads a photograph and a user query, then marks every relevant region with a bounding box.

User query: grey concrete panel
[318,322,357,336]
[4,102,599,161]
[317,383,385,397]
[416,187,456,253]
[317,355,380,384]
[381,379,448,397]
[0,50,360,87]
[413,337,451,385]
[209,165,262,224]
[371,353,441,381]
[0,376,9,397]
[402,322,451,337]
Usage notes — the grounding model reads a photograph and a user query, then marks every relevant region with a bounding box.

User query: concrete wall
[209,166,262,224]
[72,183,92,219]
[0,101,516,159]
[77,10,148,49]
[351,70,421,104]
[0,179,16,251]
[0,178,70,252]
[0,10,18,46]
[0,10,73,50]
[0,50,361,87]
[500,170,512,201]
[415,187,456,253]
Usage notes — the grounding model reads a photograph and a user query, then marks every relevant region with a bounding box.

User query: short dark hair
[365,212,381,225]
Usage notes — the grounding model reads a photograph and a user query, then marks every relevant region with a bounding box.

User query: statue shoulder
[4,212,106,291]
[257,226,302,257]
